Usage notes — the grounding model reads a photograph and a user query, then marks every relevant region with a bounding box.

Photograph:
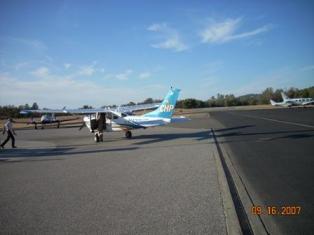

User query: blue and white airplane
[69,87,188,142]
[22,87,188,142]
[270,92,314,107]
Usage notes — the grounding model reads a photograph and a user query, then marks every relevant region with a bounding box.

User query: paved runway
[1,107,313,234]
[208,108,314,235]
[0,125,229,234]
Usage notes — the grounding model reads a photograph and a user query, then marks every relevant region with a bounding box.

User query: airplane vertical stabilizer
[281,92,288,101]
[143,87,180,119]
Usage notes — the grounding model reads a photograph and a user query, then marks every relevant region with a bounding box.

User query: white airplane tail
[281,92,288,101]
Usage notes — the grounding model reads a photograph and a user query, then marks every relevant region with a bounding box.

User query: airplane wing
[115,103,160,113]
[64,103,161,114]
[20,108,68,114]
[62,108,111,114]
[20,103,161,115]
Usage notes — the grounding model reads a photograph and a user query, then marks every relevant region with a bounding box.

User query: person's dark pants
[1,131,15,148]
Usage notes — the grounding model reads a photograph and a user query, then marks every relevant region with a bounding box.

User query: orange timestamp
[251,205,301,216]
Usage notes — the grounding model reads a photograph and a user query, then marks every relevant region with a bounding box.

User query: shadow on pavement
[214,125,254,132]
[131,130,210,145]
[0,146,138,160]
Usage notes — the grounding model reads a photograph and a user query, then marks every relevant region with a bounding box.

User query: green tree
[24,103,31,110]
[224,94,239,106]
[31,102,39,110]
[307,86,314,98]
[127,101,136,106]
[272,89,284,102]
[286,87,298,98]
[80,105,93,109]
[143,98,154,104]
[260,87,274,104]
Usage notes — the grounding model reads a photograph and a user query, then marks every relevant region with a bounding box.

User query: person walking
[1,118,17,148]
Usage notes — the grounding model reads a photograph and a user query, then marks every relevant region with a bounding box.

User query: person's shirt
[4,120,13,132]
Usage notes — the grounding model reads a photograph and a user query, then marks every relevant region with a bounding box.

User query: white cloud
[115,69,133,80]
[200,18,240,43]
[152,36,187,52]
[200,18,271,44]
[31,67,49,78]
[147,23,188,52]
[227,25,271,41]
[0,74,166,108]
[139,72,152,79]
[64,63,71,69]
[147,23,168,32]
[78,65,95,76]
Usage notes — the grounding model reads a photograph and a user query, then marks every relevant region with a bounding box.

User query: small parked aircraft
[270,92,314,107]
[20,108,79,129]
[21,87,188,142]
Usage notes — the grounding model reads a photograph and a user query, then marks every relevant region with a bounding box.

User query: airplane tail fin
[143,87,180,119]
[281,92,288,101]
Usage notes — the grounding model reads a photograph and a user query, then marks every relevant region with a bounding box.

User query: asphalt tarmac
[0,125,230,234]
[1,107,313,234]
[208,108,314,235]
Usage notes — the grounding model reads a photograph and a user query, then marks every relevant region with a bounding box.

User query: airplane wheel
[94,134,100,142]
[125,131,132,139]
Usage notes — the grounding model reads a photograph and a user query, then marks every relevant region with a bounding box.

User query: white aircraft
[270,92,314,107]
[20,108,79,129]
[22,87,188,142]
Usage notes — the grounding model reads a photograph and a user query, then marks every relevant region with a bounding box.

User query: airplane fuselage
[271,96,314,107]
[40,113,59,124]
[286,98,313,106]
[83,114,169,133]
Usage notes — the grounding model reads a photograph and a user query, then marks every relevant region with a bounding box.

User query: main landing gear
[125,131,132,139]
[94,131,132,142]
[94,133,104,142]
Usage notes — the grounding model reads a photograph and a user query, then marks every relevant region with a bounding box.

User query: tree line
[1,86,313,118]
[0,102,39,119]
[176,86,314,109]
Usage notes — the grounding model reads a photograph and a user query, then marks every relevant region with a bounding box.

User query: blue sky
[0,0,313,108]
